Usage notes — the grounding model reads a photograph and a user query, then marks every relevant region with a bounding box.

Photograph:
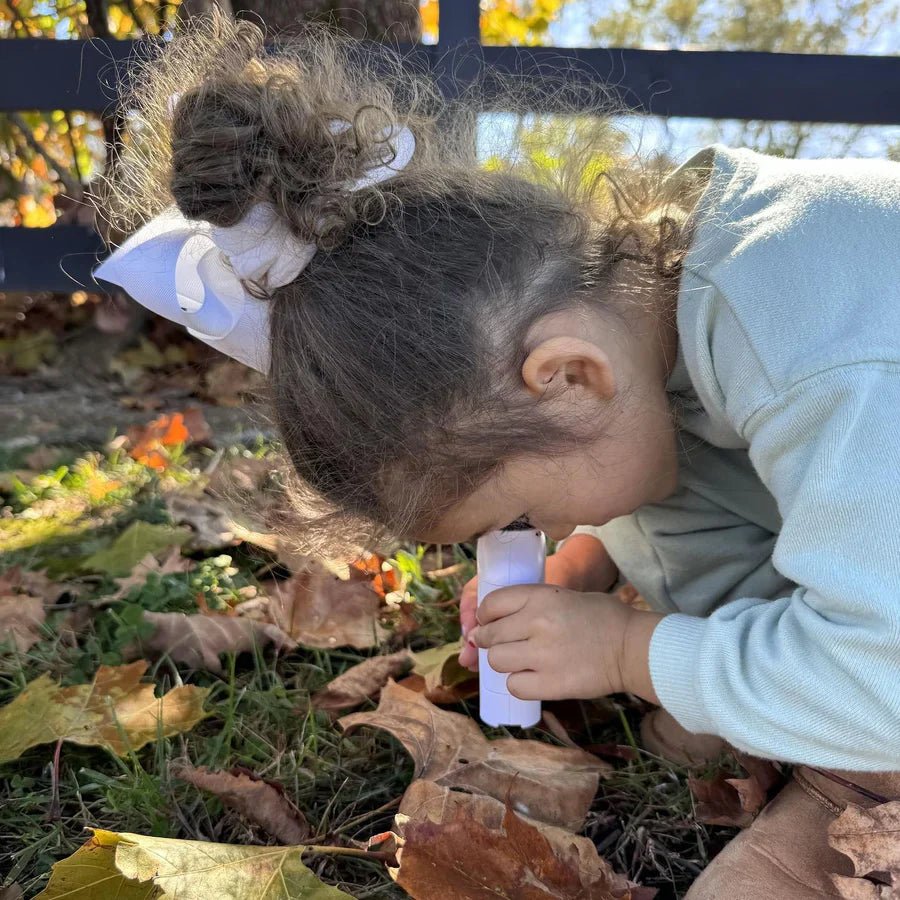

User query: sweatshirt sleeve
[649,364,900,769]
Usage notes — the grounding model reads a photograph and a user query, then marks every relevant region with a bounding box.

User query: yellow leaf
[37,830,355,900]
[0,661,209,764]
[35,831,158,900]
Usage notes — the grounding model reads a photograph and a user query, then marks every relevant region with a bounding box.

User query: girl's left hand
[468,585,664,703]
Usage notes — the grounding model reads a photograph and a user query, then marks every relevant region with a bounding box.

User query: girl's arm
[552,533,619,592]
[649,366,900,769]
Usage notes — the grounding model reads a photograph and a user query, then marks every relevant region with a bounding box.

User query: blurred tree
[584,0,899,157]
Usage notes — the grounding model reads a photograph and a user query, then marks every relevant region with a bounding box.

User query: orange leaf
[350,552,398,598]
[126,409,210,469]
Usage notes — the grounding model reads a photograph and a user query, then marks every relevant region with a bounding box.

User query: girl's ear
[521,337,616,400]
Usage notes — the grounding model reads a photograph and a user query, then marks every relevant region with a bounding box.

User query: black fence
[1,0,899,292]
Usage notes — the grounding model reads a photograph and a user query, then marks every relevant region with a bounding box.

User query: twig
[300,845,395,863]
[424,562,467,580]
[309,795,402,843]
[63,111,84,184]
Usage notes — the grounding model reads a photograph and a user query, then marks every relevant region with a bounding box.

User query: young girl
[96,14,900,897]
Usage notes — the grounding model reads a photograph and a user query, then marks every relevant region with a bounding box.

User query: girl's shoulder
[673,143,900,429]
[682,143,900,243]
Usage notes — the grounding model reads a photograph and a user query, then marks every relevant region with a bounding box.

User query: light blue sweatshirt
[578,144,900,770]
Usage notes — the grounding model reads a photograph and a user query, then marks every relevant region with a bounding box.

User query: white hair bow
[94,124,416,374]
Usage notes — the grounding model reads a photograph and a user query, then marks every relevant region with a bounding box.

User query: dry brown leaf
[24,446,62,470]
[0,596,45,652]
[395,672,480,705]
[172,762,310,844]
[164,491,237,552]
[130,611,295,674]
[202,359,266,407]
[0,566,71,652]
[339,681,609,831]
[102,550,194,605]
[268,567,388,650]
[688,753,782,827]
[0,883,24,900]
[829,801,900,899]
[391,781,646,900]
[0,566,67,603]
[311,650,416,712]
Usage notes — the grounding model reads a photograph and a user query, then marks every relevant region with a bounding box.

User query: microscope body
[476,528,546,727]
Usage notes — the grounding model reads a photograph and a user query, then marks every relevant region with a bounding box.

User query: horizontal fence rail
[2,0,900,293]
[2,38,900,123]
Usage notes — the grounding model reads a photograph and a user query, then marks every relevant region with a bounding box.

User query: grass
[0,441,737,899]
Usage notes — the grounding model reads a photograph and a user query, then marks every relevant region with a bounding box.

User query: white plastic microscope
[476,525,546,727]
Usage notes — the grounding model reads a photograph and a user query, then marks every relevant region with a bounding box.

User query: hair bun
[169,35,411,248]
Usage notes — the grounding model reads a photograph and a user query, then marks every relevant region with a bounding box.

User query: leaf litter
[1,425,733,899]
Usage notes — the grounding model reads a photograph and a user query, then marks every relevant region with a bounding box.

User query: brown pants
[685,766,900,899]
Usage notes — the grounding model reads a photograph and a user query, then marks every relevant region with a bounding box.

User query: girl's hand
[458,534,618,670]
[469,585,664,703]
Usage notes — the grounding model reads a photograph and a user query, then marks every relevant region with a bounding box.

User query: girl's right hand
[458,533,618,670]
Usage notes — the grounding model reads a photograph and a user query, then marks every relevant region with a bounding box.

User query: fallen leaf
[349,552,399,598]
[130,611,295,674]
[339,681,609,831]
[0,884,24,900]
[165,491,237,551]
[406,640,479,703]
[202,359,265,407]
[688,752,781,828]
[0,595,44,652]
[0,661,209,764]
[83,522,191,577]
[688,751,782,827]
[829,801,900,898]
[102,550,194,605]
[268,567,388,650]
[0,566,68,603]
[727,751,783,816]
[37,829,353,900]
[173,762,310,844]
[391,781,644,900]
[34,830,157,900]
[689,772,751,827]
[0,567,74,652]
[311,650,416,712]
[24,446,63,470]
[126,408,211,470]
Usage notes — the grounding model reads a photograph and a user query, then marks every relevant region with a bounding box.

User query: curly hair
[101,12,698,555]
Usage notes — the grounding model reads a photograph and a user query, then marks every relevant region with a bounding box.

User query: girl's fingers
[486,640,532,674]
[459,639,479,670]
[470,613,533,649]
[459,577,478,635]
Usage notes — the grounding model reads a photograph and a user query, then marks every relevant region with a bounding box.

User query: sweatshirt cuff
[649,613,717,736]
